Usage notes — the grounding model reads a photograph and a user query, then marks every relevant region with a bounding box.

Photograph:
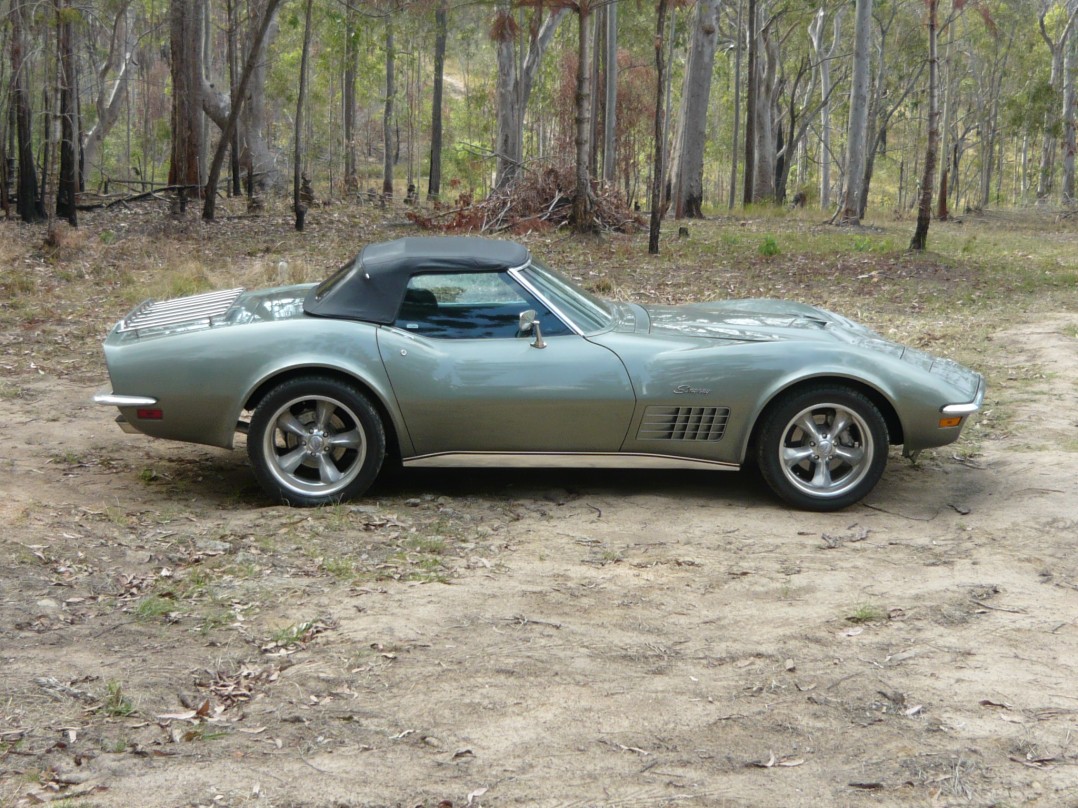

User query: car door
[377,271,636,456]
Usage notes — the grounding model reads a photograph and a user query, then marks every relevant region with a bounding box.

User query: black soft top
[303,236,531,324]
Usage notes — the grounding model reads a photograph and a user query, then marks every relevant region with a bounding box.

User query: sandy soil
[2,299,1077,806]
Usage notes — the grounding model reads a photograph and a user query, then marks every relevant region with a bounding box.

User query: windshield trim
[510,260,614,336]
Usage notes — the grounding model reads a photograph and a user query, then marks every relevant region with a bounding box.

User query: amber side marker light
[137,408,164,420]
[938,416,962,428]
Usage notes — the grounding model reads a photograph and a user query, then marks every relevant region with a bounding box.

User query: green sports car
[95,236,984,511]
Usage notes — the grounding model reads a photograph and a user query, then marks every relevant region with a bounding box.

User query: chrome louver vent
[119,288,244,335]
[638,406,730,441]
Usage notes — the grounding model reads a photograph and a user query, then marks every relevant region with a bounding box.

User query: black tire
[248,376,385,507]
[756,385,888,511]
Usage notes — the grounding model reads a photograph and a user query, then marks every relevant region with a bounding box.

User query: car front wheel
[248,376,385,507]
[757,385,888,511]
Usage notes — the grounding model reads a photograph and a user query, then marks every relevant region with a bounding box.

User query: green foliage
[759,235,780,257]
[102,681,136,717]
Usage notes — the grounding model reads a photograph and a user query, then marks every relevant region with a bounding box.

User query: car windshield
[517,259,614,334]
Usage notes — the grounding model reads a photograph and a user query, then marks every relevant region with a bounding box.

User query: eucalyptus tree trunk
[168,0,203,209]
[808,3,843,209]
[840,0,872,224]
[242,0,280,194]
[602,0,617,185]
[56,0,79,226]
[728,0,742,209]
[492,2,569,187]
[343,4,358,193]
[227,0,240,195]
[382,11,395,197]
[11,0,44,222]
[936,26,956,221]
[428,0,447,199]
[910,0,939,251]
[202,0,283,220]
[669,0,721,218]
[650,0,669,254]
[1062,20,1076,205]
[294,0,313,230]
[1036,5,1078,200]
[81,1,134,188]
[751,23,778,203]
[742,0,756,204]
[572,3,595,233]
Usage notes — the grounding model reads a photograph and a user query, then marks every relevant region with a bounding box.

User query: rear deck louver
[120,288,244,335]
[638,406,730,441]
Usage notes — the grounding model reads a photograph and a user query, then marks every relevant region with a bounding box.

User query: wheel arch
[744,376,904,461]
[243,367,405,461]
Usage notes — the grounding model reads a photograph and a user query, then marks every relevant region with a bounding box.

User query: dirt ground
[1,214,1077,807]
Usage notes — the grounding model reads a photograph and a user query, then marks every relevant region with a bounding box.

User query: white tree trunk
[669,0,720,218]
[751,24,778,202]
[1062,17,1076,204]
[602,0,617,185]
[493,4,568,187]
[808,4,842,209]
[841,0,873,223]
[81,2,134,188]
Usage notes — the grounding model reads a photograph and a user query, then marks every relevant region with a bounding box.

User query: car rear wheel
[248,377,385,507]
[757,385,888,511]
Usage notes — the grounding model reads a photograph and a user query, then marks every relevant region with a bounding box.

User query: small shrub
[759,235,780,257]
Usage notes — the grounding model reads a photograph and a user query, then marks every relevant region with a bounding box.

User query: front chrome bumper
[941,375,986,417]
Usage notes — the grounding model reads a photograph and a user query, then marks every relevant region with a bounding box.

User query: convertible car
[95,236,984,511]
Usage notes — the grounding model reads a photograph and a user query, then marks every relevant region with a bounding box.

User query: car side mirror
[518,309,546,349]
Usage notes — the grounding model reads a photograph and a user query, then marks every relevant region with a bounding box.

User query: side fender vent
[638,406,730,441]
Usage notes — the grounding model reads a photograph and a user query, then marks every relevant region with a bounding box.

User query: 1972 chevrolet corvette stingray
[95,236,984,511]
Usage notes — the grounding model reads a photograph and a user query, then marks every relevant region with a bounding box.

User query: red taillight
[136,408,163,420]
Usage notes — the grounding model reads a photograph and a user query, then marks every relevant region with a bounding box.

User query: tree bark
[809,4,843,210]
[428,0,447,200]
[383,11,395,198]
[669,0,720,218]
[602,0,617,185]
[751,23,778,203]
[728,0,743,209]
[169,0,203,209]
[294,0,313,230]
[81,1,134,189]
[742,0,756,204]
[572,3,595,233]
[57,0,79,225]
[841,0,873,224]
[910,0,939,251]
[650,0,669,254]
[202,0,282,220]
[1063,14,1076,205]
[493,3,569,188]
[11,0,43,222]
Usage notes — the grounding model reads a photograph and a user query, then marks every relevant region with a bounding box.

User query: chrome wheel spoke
[278,445,309,474]
[811,459,834,489]
[276,412,308,440]
[829,409,852,440]
[314,400,334,431]
[835,444,865,465]
[795,414,823,444]
[316,454,343,484]
[783,445,815,467]
[327,429,361,449]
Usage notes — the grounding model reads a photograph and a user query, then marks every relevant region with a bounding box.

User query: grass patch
[135,594,175,621]
[101,681,136,717]
[847,604,887,624]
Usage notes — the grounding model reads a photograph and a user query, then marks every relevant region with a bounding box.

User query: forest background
[2,0,1077,245]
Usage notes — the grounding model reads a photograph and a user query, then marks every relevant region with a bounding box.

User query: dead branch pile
[407,165,643,234]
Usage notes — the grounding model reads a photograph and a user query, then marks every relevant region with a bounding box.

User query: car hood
[643,299,874,342]
[642,298,983,401]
